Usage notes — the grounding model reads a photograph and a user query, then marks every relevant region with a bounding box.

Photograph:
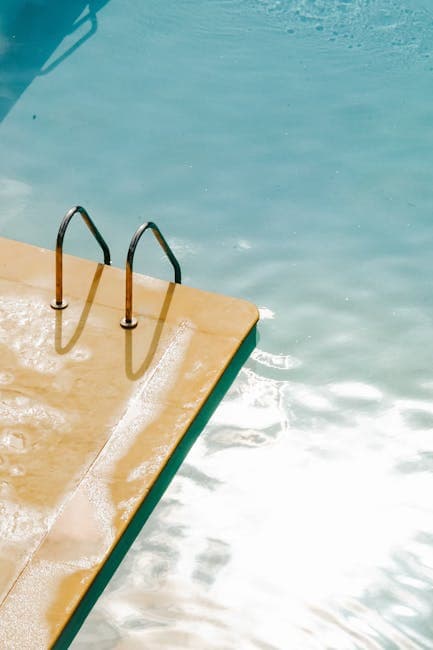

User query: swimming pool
[1,0,433,647]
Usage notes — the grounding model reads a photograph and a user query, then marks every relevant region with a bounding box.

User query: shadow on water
[0,0,110,122]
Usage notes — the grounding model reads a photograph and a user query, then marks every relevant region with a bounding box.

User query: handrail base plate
[50,298,69,310]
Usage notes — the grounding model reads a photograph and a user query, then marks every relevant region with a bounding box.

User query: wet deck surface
[0,237,257,649]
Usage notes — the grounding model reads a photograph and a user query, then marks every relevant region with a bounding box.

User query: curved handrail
[51,206,111,310]
[120,221,181,329]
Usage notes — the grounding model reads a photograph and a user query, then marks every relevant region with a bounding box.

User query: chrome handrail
[120,222,181,329]
[50,206,111,310]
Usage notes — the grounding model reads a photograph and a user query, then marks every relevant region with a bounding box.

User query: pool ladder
[51,205,181,329]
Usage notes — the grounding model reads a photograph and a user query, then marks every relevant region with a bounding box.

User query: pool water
[1,0,433,647]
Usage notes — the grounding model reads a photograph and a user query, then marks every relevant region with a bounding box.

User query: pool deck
[0,237,258,649]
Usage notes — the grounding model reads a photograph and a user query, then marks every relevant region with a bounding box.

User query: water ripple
[247,0,433,64]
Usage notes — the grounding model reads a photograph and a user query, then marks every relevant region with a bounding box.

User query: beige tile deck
[0,237,258,649]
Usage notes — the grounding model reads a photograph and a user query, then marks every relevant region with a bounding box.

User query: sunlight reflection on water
[74,342,433,648]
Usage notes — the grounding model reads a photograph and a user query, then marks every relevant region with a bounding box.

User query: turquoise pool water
[2,0,433,647]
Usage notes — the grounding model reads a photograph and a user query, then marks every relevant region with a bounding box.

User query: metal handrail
[120,221,181,329]
[50,206,111,310]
